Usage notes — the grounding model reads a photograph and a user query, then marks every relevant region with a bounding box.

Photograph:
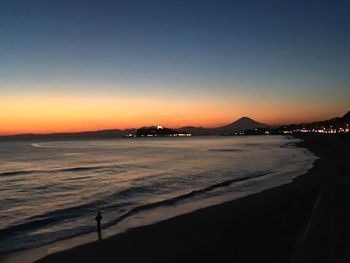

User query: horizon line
[0,118,333,136]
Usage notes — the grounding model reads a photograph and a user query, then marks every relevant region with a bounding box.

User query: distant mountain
[0,116,268,140]
[180,117,267,135]
[215,117,267,132]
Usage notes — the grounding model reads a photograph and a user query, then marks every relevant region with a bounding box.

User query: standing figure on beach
[95,211,102,240]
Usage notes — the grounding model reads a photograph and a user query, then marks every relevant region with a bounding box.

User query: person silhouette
[95,211,102,240]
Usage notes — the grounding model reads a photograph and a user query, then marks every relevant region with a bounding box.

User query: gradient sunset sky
[1,0,349,134]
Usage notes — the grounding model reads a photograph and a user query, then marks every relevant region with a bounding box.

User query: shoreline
[3,134,348,263]
[34,134,335,263]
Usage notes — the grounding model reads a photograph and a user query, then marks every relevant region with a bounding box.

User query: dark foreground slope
[291,134,350,263]
[37,134,350,263]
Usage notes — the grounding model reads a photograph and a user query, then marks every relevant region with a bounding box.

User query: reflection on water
[0,136,316,254]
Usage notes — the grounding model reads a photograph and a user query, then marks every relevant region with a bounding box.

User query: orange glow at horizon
[0,94,346,135]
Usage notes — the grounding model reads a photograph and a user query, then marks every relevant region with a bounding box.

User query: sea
[0,135,317,259]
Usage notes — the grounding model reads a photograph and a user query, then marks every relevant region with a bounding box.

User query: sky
[1,0,349,134]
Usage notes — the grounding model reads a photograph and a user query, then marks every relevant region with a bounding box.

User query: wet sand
[35,134,349,263]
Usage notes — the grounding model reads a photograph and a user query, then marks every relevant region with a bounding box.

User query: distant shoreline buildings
[124,125,192,138]
[242,125,349,136]
[243,111,350,136]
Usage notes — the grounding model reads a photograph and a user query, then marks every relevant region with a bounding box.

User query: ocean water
[0,136,316,255]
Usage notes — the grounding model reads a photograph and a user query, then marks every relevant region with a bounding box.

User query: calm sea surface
[0,136,316,254]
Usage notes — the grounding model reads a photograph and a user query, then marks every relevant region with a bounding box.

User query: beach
[2,1,349,262]
[32,134,349,263]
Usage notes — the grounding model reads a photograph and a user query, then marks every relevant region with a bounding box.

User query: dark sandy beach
[36,134,349,263]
